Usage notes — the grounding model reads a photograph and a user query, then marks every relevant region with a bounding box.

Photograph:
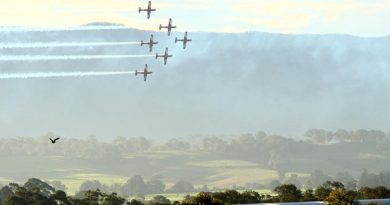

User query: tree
[102,192,126,205]
[202,137,227,152]
[367,130,386,142]
[334,129,351,142]
[167,181,194,194]
[304,129,333,144]
[79,180,108,193]
[82,189,103,205]
[163,139,190,150]
[358,186,390,199]
[8,183,19,193]
[48,180,68,191]
[335,172,357,190]
[113,137,152,153]
[314,181,344,201]
[240,191,262,204]
[255,131,267,141]
[123,175,147,196]
[146,179,165,194]
[273,184,302,202]
[325,188,354,205]
[23,178,55,197]
[128,199,144,205]
[149,195,171,205]
[3,196,28,205]
[0,186,14,203]
[211,192,227,204]
[9,186,55,205]
[191,192,223,205]
[302,189,317,202]
[224,190,241,204]
[358,170,390,188]
[372,186,390,198]
[231,134,257,151]
[192,192,213,205]
[315,186,331,201]
[51,190,72,205]
[315,181,345,201]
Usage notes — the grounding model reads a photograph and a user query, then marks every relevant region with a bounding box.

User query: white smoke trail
[0,26,129,32]
[0,42,140,49]
[0,55,154,61]
[0,71,136,79]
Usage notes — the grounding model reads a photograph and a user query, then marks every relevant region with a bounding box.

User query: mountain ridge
[1,22,389,39]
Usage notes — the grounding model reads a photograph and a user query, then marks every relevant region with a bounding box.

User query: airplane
[159,18,176,36]
[135,64,153,82]
[156,47,173,65]
[175,32,192,49]
[141,34,158,52]
[138,1,156,19]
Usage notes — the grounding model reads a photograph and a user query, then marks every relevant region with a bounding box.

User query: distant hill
[81,22,126,27]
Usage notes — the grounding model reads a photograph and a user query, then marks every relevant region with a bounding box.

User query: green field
[0,151,308,196]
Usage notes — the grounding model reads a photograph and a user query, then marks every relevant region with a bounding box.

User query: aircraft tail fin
[175,37,178,43]
[138,7,141,13]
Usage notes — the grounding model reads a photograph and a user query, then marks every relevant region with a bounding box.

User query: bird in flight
[49,137,60,144]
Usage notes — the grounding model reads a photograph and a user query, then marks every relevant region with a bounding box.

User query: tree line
[74,170,390,197]
[77,176,196,197]
[1,129,389,157]
[1,178,390,205]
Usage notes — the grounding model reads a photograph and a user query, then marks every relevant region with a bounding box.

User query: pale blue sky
[0,0,389,36]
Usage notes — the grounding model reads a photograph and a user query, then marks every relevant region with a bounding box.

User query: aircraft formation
[138,1,192,81]
[0,1,191,83]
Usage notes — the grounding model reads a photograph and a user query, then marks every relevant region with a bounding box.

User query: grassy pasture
[0,152,308,196]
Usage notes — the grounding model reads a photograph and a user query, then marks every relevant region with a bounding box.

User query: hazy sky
[0,1,389,139]
[0,0,389,36]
